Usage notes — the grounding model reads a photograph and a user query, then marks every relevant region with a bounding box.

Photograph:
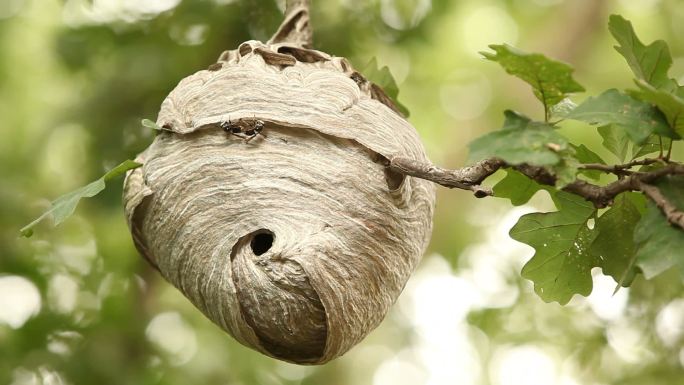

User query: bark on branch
[388,156,684,230]
[388,157,504,197]
[578,158,660,175]
[561,163,684,208]
[639,182,684,229]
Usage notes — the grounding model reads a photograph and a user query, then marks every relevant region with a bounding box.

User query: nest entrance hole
[251,231,274,255]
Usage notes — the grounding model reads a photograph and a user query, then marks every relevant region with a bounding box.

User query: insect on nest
[220,117,266,143]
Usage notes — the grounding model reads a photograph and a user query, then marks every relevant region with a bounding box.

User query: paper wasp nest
[123,39,435,364]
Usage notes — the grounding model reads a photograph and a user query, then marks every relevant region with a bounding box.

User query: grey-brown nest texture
[123,40,435,364]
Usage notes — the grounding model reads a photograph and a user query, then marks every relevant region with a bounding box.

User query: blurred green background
[2,0,684,384]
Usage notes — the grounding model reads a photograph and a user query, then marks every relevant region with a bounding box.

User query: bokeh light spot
[586,269,628,322]
[47,274,79,314]
[380,0,432,30]
[146,312,198,365]
[440,69,492,121]
[0,276,42,329]
[169,24,210,46]
[656,299,684,347]
[490,345,557,385]
[0,0,24,20]
[462,6,518,56]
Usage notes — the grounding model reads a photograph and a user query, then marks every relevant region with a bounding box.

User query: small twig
[639,182,684,230]
[579,158,661,175]
[659,136,664,158]
[269,0,313,48]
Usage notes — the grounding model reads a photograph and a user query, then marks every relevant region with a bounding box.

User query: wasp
[220,118,265,143]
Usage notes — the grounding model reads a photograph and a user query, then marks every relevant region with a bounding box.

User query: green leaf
[142,119,161,130]
[494,169,549,206]
[510,191,598,304]
[634,176,684,279]
[632,134,670,159]
[20,160,142,238]
[571,144,605,180]
[468,110,569,166]
[608,14,675,90]
[363,57,410,117]
[566,89,675,144]
[598,125,629,162]
[589,194,642,288]
[364,58,398,97]
[551,155,580,188]
[633,79,684,138]
[481,44,584,119]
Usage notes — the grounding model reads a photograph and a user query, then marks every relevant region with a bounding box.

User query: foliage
[20,160,141,237]
[608,15,675,90]
[590,193,643,288]
[566,89,676,143]
[480,44,585,121]
[363,57,410,116]
[468,110,569,165]
[634,176,684,279]
[493,169,546,206]
[633,80,684,136]
[478,14,684,304]
[142,118,162,130]
[510,191,598,304]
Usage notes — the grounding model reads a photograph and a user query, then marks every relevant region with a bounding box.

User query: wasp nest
[123,36,435,364]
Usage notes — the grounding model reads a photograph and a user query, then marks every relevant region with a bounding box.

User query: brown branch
[579,158,661,175]
[388,157,504,198]
[639,182,684,230]
[387,157,684,210]
[560,163,684,208]
[269,0,313,48]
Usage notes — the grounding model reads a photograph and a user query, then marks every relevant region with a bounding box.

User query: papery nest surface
[123,40,435,364]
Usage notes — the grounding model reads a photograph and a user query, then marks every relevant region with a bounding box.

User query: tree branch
[561,163,684,207]
[269,0,313,48]
[387,156,684,212]
[388,157,504,197]
[578,158,660,175]
[639,182,684,230]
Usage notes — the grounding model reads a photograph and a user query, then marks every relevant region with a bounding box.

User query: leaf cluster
[474,15,684,304]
